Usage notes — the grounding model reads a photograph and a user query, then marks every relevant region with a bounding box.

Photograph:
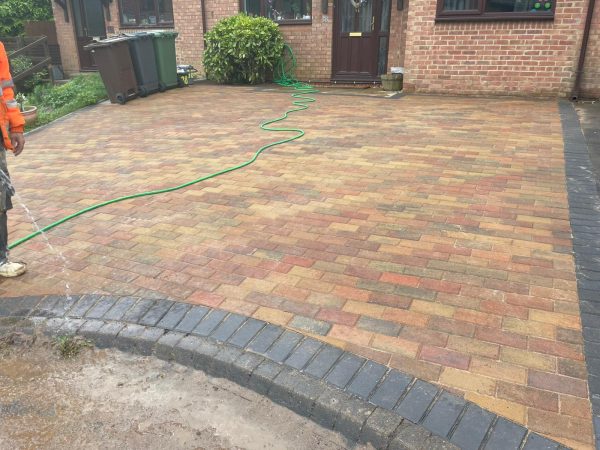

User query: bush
[9,55,48,93]
[203,14,284,84]
[28,74,107,128]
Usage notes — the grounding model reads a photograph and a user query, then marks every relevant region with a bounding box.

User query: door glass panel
[377,36,388,75]
[82,0,105,37]
[357,0,373,32]
[340,0,373,32]
[381,0,390,32]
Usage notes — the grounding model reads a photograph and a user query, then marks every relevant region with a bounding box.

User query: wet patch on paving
[0,86,594,447]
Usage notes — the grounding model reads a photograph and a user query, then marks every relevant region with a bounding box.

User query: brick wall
[402,0,588,96]
[388,2,410,70]
[52,0,80,74]
[580,0,600,98]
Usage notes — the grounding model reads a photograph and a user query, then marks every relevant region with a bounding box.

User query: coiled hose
[9,44,317,250]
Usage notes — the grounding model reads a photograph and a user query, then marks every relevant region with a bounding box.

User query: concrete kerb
[0,295,567,450]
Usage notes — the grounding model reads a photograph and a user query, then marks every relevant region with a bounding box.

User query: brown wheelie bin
[84,36,138,104]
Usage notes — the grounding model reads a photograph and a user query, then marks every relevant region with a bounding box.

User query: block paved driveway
[1,85,592,448]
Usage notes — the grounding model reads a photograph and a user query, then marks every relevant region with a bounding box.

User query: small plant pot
[21,106,38,125]
[381,74,403,91]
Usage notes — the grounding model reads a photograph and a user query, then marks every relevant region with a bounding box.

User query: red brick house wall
[52,0,600,97]
[581,0,600,98]
[402,0,588,96]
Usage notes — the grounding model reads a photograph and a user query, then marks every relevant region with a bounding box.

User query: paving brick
[422,392,466,438]
[173,335,220,371]
[154,331,185,360]
[229,351,264,386]
[121,299,155,323]
[102,297,137,321]
[192,309,228,336]
[288,315,331,335]
[284,337,323,370]
[246,324,283,354]
[395,380,438,423]
[522,433,560,450]
[247,359,284,395]
[66,294,102,318]
[265,330,303,362]
[156,302,191,330]
[360,407,403,450]
[269,367,326,417]
[333,395,375,441]
[210,313,247,342]
[174,306,210,333]
[370,370,413,410]
[304,345,344,379]
[346,360,388,398]
[227,318,265,348]
[325,352,365,389]
[139,299,174,326]
[449,403,495,450]
[85,296,117,319]
[483,418,527,450]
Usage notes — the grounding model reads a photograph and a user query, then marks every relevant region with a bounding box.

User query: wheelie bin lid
[148,30,179,39]
[84,36,131,50]
[123,32,153,40]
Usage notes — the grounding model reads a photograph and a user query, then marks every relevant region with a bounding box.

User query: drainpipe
[572,0,596,100]
[201,0,208,38]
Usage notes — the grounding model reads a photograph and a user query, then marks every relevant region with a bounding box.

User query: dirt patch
[0,332,373,450]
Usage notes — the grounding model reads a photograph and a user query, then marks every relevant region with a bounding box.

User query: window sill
[435,13,553,21]
[275,19,312,25]
[119,23,175,29]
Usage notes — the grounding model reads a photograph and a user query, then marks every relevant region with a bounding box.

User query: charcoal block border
[0,294,565,450]
[560,100,600,449]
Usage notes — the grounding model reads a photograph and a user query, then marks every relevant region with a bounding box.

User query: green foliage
[0,0,53,36]
[203,14,284,84]
[54,335,92,359]
[28,74,107,128]
[9,55,48,93]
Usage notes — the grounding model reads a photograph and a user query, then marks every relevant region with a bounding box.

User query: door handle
[371,16,375,31]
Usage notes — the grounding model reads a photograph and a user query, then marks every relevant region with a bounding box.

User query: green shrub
[9,55,49,93]
[203,13,284,84]
[28,74,107,128]
[0,0,53,36]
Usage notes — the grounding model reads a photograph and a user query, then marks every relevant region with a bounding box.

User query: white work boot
[0,260,27,277]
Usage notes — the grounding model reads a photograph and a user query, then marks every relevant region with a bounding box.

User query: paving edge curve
[0,295,566,450]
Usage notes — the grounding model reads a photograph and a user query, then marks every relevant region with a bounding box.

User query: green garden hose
[9,44,317,250]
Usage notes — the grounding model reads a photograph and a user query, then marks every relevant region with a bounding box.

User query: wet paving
[575,101,600,183]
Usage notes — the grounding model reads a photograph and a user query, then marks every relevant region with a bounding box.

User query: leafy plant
[15,92,26,111]
[0,0,53,37]
[203,13,284,84]
[54,335,92,358]
[9,55,48,93]
[28,73,107,128]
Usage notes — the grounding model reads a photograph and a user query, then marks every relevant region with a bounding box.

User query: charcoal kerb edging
[0,295,565,450]
[559,100,600,450]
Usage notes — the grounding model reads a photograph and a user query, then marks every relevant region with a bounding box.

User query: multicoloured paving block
[1,85,593,448]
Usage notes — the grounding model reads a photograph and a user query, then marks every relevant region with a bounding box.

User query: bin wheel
[177,78,185,88]
[158,82,167,92]
[139,86,148,97]
[115,93,126,105]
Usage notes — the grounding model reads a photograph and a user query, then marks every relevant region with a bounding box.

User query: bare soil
[0,333,373,450]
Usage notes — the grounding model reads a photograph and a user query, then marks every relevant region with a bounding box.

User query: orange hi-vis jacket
[0,41,25,150]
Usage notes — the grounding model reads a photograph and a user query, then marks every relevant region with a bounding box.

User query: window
[241,0,313,24]
[436,0,554,20]
[119,0,174,27]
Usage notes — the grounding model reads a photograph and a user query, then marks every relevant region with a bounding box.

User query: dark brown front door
[71,0,107,70]
[332,0,391,82]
